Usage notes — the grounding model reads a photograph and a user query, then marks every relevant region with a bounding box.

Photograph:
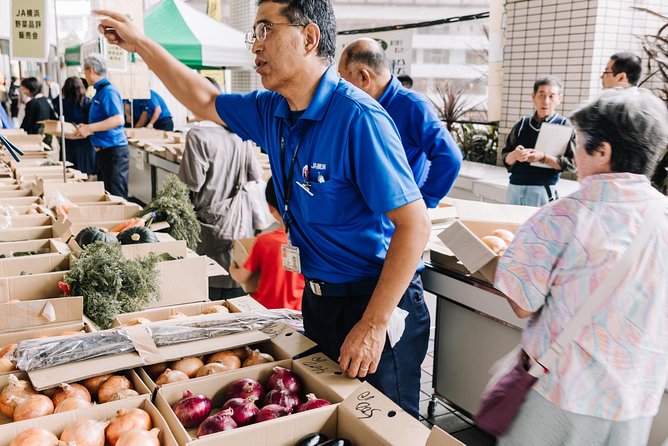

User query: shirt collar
[531,112,557,125]
[575,172,658,202]
[93,78,110,90]
[377,76,401,107]
[274,66,338,123]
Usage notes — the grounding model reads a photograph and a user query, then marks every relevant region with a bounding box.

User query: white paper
[531,123,573,168]
[386,306,408,348]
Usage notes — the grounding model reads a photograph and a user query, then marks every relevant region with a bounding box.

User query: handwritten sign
[355,390,381,419]
[300,354,332,375]
[337,29,413,76]
[10,0,48,62]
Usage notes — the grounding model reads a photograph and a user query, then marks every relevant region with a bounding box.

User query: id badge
[281,243,301,273]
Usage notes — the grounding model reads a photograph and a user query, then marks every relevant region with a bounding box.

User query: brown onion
[13,394,54,421]
[0,356,16,372]
[206,350,240,364]
[242,349,275,367]
[0,374,37,418]
[144,362,167,380]
[124,318,152,326]
[0,343,17,357]
[55,397,92,413]
[105,408,152,446]
[231,346,252,362]
[107,388,140,401]
[97,375,133,404]
[196,362,232,377]
[210,354,242,371]
[79,374,112,398]
[60,419,108,446]
[167,312,187,319]
[115,428,160,446]
[202,305,229,314]
[52,383,91,407]
[171,357,204,378]
[9,427,61,446]
[155,368,189,386]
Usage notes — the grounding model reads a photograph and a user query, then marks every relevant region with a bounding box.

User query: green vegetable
[138,174,201,250]
[117,226,159,245]
[157,252,182,262]
[75,226,118,248]
[63,242,159,329]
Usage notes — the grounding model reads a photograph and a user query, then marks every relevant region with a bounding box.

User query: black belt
[305,277,379,298]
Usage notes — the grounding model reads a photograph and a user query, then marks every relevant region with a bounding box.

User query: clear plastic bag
[44,191,77,219]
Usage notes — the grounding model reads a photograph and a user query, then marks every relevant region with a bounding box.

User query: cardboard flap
[438,220,496,274]
[0,253,69,278]
[36,179,106,200]
[428,204,458,223]
[293,353,362,401]
[225,295,267,313]
[0,271,66,303]
[265,324,317,359]
[0,296,83,331]
[338,381,431,446]
[426,426,466,446]
[450,197,538,223]
[65,202,141,222]
[120,240,188,259]
[232,238,255,266]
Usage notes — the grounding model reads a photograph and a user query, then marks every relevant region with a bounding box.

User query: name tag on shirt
[281,243,301,273]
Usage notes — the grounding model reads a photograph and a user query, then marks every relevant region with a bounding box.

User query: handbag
[474,202,664,437]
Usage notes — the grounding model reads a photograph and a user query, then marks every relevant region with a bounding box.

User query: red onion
[267,366,302,394]
[296,393,331,412]
[222,395,259,426]
[172,390,212,428]
[263,379,300,409]
[255,404,292,423]
[196,408,237,437]
[223,378,265,401]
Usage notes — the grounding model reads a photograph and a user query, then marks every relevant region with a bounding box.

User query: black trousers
[96,145,129,199]
[154,117,174,131]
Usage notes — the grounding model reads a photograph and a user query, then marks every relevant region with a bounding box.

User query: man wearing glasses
[95,0,430,419]
[601,52,642,90]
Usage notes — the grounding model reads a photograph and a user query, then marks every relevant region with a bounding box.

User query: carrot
[110,218,144,233]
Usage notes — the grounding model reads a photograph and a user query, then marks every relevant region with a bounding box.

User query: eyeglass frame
[601,70,615,76]
[245,22,306,49]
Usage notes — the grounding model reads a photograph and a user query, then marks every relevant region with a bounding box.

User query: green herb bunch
[138,174,201,249]
[64,242,159,329]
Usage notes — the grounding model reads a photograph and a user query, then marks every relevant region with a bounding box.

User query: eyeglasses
[245,22,305,49]
[601,70,614,76]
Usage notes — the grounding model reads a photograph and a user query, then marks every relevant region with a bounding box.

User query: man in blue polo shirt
[74,54,129,198]
[339,38,462,208]
[97,0,431,418]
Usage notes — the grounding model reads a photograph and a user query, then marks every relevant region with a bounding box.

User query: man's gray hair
[571,88,668,176]
[83,53,107,76]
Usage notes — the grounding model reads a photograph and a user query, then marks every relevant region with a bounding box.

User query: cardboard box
[0,396,178,446]
[25,317,299,390]
[38,119,82,139]
[7,214,52,228]
[0,226,54,242]
[111,295,266,328]
[34,180,106,201]
[0,296,83,332]
[428,201,458,224]
[138,328,315,393]
[0,252,69,277]
[154,355,361,446]
[0,271,66,303]
[65,201,141,222]
[0,189,31,198]
[232,238,259,293]
[0,196,42,207]
[0,239,70,258]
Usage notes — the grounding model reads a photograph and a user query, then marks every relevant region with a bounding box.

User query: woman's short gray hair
[571,88,668,176]
[83,53,107,76]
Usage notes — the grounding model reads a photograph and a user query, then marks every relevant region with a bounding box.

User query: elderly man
[74,54,128,198]
[601,52,642,90]
[339,38,462,208]
[96,0,431,417]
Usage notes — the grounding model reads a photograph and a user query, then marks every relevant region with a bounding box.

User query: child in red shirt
[230,178,304,310]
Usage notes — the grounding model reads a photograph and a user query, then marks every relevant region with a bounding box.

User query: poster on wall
[103,39,128,72]
[336,29,413,76]
[10,0,49,62]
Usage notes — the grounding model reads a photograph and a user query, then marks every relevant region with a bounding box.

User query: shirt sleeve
[557,118,577,173]
[215,91,272,149]
[102,89,124,118]
[350,108,423,215]
[501,119,522,171]
[411,99,462,207]
[494,206,571,312]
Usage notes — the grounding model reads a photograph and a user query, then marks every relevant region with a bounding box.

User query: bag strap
[530,201,665,377]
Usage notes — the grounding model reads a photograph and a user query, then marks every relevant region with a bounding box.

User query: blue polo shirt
[88,78,127,148]
[130,99,151,124]
[378,76,462,208]
[216,67,422,283]
[149,90,172,120]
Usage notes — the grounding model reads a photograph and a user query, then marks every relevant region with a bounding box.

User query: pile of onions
[13,394,54,421]
[242,349,274,367]
[296,393,331,412]
[170,357,204,378]
[172,390,212,428]
[267,366,302,394]
[80,374,113,397]
[206,350,242,369]
[55,397,92,413]
[115,428,161,446]
[196,363,233,377]
[155,368,189,386]
[223,378,265,401]
[60,419,108,446]
[144,362,168,380]
[0,374,37,418]
[107,388,139,401]
[222,395,260,426]
[52,383,91,407]
[263,379,300,409]
[98,375,133,404]
[255,404,292,423]
[9,427,61,446]
[0,343,17,372]
[105,408,152,446]
[197,408,237,437]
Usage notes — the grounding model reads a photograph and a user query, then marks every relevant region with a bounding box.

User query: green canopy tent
[64,45,80,66]
[145,0,252,69]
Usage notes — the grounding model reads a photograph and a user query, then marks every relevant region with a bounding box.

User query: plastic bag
[248,179,273,231]
[0,205,12,230]
[44,190,77,219]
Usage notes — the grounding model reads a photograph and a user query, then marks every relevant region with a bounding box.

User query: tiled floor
[418,331,496,446]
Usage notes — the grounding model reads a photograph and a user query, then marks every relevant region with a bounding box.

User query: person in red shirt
[230,178,304,310]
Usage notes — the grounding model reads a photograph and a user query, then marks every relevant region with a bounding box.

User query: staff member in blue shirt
[145,90,174,131]
[339,38,462,208]
[74,54,129,198]
[97,0,431,418]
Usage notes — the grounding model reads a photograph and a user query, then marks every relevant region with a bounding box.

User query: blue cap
[44,75,52,81]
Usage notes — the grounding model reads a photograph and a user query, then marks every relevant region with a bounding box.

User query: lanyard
[280,132,304,237]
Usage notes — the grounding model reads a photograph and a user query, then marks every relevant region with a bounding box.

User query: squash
[75,227,118,248]
[117,227,159,245]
